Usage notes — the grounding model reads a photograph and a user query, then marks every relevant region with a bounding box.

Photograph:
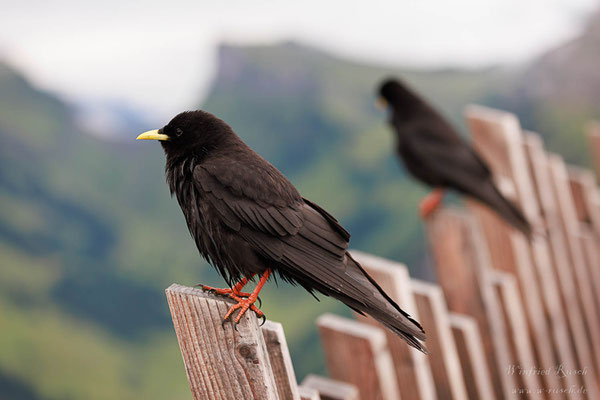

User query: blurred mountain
[1,10,599,399]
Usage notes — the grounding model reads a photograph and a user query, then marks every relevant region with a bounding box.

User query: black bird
[137,110,426,352]
[378,78,531,236]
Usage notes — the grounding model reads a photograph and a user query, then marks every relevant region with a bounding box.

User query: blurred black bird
[137,110,426,352]
[378,78,531,236]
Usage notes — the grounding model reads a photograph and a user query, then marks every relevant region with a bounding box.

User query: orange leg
[223,269,271,325]
[419,188,445,218]
[200,274,255,298]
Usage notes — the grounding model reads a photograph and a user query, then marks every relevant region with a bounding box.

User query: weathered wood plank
[352,250,437,400]
[425,207,513,399]
[580,229,600,312]
[448,313,495,400]
[411,279,468,400]
[298,386,321,400]
[300,375,358,400]
[262,321,301,400]
[567,166,600,239]
[567,168,600,316]
[317,313,400,400]
[165,284,278,400]
[524,134,600,397]
[465,106,570,395]
[567,168,591,224]
[548,154,600,379]
[488,271,543,398]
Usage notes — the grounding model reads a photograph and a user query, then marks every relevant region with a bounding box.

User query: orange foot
[201,286,250,297]
[200,276,253,298]
[419,188,445,218]
[222,293,265,326]
[222,269,271,327]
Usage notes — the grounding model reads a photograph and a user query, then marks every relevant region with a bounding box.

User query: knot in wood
[237,343,259,364]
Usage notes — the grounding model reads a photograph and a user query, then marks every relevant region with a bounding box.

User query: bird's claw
[220,294,264,328]
[259,314,267,327]
[197,284,215,293]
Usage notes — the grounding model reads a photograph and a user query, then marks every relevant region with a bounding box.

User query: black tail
[344,253,427,353]
[470,180,532,236]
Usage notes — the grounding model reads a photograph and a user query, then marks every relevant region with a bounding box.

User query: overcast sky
[1,0,598,120]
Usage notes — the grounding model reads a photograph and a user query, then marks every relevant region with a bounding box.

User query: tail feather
[342,253,427,353]
[469,180,532,236]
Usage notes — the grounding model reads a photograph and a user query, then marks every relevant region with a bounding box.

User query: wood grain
[448,313,495,400]
[262,321,301,400]
[165,284,278,400]
[580,229,600,315]
[489,271,543,399]
[524,134,600,397]
[548,154,600,379]
[567,168,600,314]
[567,166,600,239]
[425,208,513,398]
[410,279,468,400]
[317,313,400,400]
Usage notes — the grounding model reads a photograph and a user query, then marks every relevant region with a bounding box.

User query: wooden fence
[165,106,600,399]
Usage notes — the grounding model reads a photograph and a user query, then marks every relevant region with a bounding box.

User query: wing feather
[192,156,425,350]
[403,124,491,188]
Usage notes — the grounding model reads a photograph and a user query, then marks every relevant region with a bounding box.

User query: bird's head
[377,78,420,111]
[136,110,232,157]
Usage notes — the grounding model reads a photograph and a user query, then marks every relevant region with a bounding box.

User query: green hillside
[1,11,599,397]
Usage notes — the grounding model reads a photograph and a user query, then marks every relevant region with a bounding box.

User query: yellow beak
[136,129,169,141]
[376,97,388,110]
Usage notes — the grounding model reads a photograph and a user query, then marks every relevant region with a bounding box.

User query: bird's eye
[175,128,183,137]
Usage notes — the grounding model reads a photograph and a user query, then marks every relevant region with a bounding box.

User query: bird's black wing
[194,155,426,350]
[402,121,491,188]
[196,153,306,236]
[194,154,349,263]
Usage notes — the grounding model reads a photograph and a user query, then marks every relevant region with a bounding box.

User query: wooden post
[425,207,514,398]
[465,106,571,395]
[488,271,543,397]
[298,386,321,400]
[351,250,437,400]
[448,313,495,400]
[524,134,600,397]
[261,321,301,400]
[165,284,278,400]
[587,121,600,177]
[410,279,469,400]
[548,154,600,378]
[567,166,600,239]
[567,168,600,313]
[300,375,358,400]
[580,232,600,310]
[317,313,400,400]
